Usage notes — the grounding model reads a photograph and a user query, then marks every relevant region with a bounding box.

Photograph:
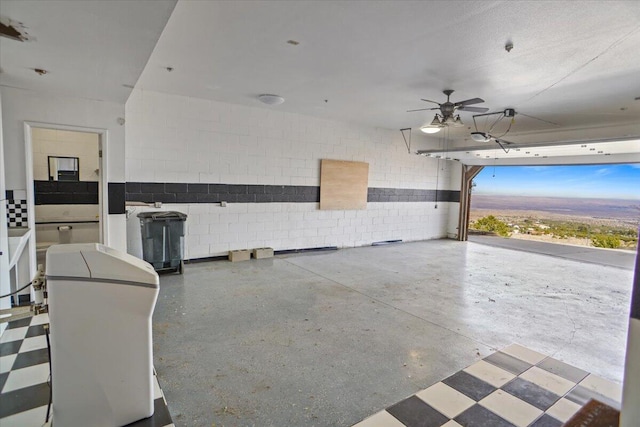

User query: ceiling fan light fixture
[453,115,464,127]
[258,94,285,105]
[420,114,443,133]
[420,124,442,134]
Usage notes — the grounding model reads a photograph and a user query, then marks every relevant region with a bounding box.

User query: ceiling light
[453,116,464,127]
[258,94,285,105]
[420,115,442,133]
[470,132,490,142]
[420,125,441,134]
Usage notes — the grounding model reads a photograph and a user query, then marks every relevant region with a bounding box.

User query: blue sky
[473,164,640,200]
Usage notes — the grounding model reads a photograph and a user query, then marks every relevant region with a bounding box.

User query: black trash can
[138,211,187,274]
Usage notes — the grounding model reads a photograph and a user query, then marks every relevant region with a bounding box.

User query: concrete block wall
[125,90,459,259]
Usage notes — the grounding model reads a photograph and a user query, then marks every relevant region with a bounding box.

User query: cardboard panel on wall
[320,159,369,210]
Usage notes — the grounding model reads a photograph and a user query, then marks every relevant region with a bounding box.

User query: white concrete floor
[152,239,635,427]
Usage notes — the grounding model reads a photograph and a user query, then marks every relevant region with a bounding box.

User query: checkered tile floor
[0,314,174,427]
[353,344,623,427]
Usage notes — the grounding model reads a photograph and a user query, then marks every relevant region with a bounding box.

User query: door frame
[23,121,109,274]
[457,165,483,241]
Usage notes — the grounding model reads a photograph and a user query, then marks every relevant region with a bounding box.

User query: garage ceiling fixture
[409,89,488,134]
[258,94,285,105]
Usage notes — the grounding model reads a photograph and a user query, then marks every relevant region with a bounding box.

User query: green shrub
[473,215,511,237]
[591,234,621,249]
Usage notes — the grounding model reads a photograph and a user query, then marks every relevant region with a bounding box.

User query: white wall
[125,90,459,259]
[0,90,11,332]
[32,128,100,181]
[0,86,126,251]
[622,317,640,427]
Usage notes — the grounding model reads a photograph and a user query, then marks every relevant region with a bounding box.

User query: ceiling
[0,0,176,103]
[1,0,639,164]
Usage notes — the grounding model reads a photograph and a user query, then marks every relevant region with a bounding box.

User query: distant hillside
[471,195,640,223]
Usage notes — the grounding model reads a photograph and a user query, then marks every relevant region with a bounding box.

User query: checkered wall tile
[6,200,28,228]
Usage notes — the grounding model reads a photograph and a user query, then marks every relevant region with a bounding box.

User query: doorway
[24,124,108,271]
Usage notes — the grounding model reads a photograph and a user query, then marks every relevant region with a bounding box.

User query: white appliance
[46,243,159,427]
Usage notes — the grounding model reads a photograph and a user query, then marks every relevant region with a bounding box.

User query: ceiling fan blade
[458,106,489,113]
[455,97,484,106]
[517,112,561,127]
[407,107,438,112]
[420,99,441,105]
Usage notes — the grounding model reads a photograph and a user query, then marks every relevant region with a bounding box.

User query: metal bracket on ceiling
[495,140,510,154]
[400,128,412,154]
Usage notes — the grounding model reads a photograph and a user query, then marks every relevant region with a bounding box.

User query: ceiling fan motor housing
[440,103,455,116]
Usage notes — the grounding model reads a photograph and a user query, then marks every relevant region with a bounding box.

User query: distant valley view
[470,195,639,251]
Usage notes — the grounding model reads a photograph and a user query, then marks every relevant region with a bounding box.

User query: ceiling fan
[407,89,489,134]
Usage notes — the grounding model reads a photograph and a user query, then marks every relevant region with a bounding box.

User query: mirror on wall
[48,156,79,181]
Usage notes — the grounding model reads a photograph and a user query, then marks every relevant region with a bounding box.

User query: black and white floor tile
[0,314,174,427]
[2,317,623,427]
[353,344,623,427]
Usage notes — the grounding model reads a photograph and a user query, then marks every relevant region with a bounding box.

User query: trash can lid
[137,211,187,221]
